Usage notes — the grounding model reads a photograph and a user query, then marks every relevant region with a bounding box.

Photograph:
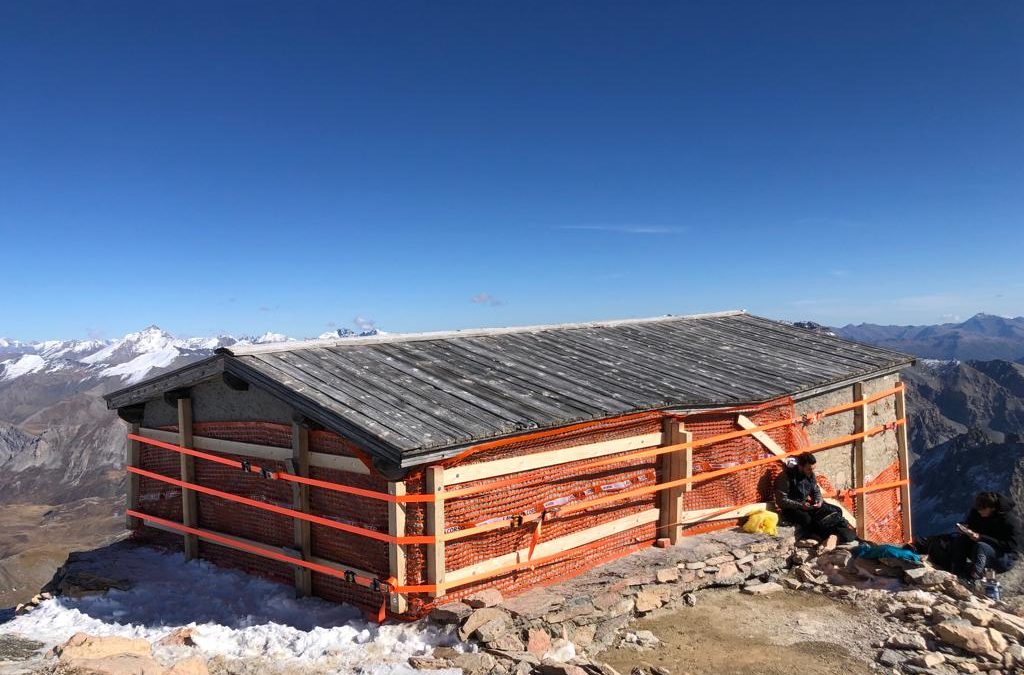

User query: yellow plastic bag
[742,509,779,536]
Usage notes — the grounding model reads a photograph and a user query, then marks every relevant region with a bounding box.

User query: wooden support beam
[658,419,685,544]
[852,383,868,539]
[446,509,660,585]
[680,503,768,525]
[291,421,312,597]
[737,414,786,459]
[387,481,408,614]
[138,427,371,476]
[177,398,199,561]
[425,466,446,597]
[126,421,141,530]
[444,432,663,486]
[894,383,913,543]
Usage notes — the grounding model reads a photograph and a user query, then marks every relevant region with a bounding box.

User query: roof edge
[219,309,749,356]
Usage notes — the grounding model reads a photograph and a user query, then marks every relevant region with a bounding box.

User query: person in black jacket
[950,491,1020,580]
[774,452,856,546]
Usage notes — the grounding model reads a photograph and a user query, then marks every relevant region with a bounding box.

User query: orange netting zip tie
[128,434,434,503]
[128,466,434,545]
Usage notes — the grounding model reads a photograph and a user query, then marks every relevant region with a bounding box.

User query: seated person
[774,452,856,548]
[950,491,1020,581]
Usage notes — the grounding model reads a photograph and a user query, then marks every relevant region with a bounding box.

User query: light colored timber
[126,422,141,530]
[736,414,786,459]
[894,384,913,542]
[292,422,312,597]
[446,509,660,585]
[444,432,663,486]
[141,517,377,580]
[426,466,446,597]
[679,503,769,525]
[388,482,408,614]
[138,427,370,475]
[177,399,199,561]
[852,383,868,538]
[659,420,685,544]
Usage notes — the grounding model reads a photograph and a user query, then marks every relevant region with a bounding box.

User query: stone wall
[795,372,902,491]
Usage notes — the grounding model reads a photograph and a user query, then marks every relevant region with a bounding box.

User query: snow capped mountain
[317,327,382,340]
[0,324,386,385]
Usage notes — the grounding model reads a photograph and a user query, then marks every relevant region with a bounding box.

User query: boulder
[156,627,198,648]
[55,572,132,598]
[933,621,998,659]
[409,656,453,670]
[460,607,511,641]
[961,607,995,627]
[526,628,552,660]
[909,653,945,668]
[713,562,742,584]
[876,649,905,667]
[634,590,664,613]
[166,657,210,675]
[55,633,151,661]
[450,652,498,674]
[476,618,513,644]
[655,568,678,583]
[741,582,783,596]
[59,653,165,675]
[430,601,473,624]
[464,589,504,609]
[885,634,927,651]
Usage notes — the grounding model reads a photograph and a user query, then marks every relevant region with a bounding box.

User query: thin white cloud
[471,293,505,307]
[353,316,376,331]
[557,225,685,235]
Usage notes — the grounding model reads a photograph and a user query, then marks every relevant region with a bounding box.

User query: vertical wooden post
[894,383,913,543]
[178,397,199,561]
[425,466,446,597]
[852,382,868,539]
[387,481,408,614]
[126,421,141,530]
[292,421,312,597]
[659,419,686,545]
[683,430,694,496]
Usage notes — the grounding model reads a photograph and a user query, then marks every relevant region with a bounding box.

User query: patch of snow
[253,332,295,344]
[0,547,457,672]
[97,347,182,384]
[34,339,108,360]
[1,354,46,381]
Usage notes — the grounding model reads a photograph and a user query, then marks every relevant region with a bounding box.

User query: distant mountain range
[824,314,1024,536]
[835,313,1024,361]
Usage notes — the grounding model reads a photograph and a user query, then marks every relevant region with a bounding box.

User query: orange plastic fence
[127,383,910,606]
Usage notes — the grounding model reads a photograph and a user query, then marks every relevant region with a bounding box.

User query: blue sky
[1,2,1021,341]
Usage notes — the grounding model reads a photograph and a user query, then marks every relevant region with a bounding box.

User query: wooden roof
[106,311,914,467]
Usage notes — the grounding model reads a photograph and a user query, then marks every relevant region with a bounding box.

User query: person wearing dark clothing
[950,492,1020,580]
[774,453,857,545]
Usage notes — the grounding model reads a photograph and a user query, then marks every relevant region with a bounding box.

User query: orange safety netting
[129,386,909,621]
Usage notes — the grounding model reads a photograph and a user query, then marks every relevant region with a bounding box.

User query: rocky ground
[6,528,1024,674]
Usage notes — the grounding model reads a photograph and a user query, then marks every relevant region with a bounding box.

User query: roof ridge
[220,309,748,356]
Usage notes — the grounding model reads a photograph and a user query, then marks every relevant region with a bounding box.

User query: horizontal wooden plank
[445,432,663,485]
[680,503,769,525]
[139,428,370,475]
[445,509,659,584]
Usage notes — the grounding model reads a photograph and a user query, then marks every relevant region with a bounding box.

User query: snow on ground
[0,355,45,381]
[0,547,459,673]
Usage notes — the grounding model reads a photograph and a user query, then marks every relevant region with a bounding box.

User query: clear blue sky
[1,2,1021,341]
